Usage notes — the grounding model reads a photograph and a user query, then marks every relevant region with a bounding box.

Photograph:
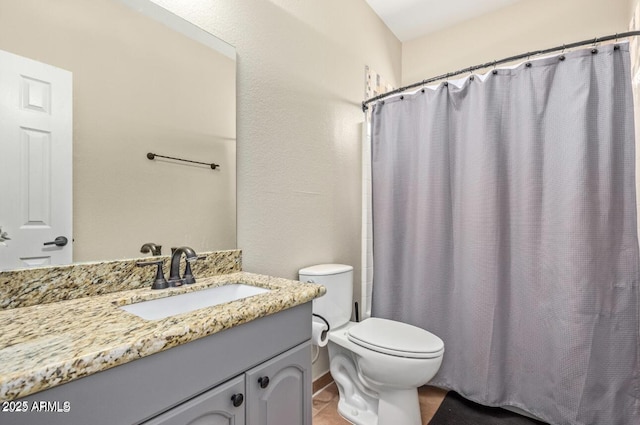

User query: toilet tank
[299,264,353,329]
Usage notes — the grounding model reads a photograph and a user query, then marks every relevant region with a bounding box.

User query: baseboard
[312,371,333,394]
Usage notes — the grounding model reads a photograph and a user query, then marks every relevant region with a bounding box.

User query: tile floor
[312,382,448,424]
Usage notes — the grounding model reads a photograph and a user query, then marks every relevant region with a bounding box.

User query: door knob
[43,236,68,247]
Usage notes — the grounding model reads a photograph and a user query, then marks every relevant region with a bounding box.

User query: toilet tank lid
[298,264,353,276]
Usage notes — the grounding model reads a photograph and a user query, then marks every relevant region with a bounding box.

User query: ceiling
[366,0,524,42]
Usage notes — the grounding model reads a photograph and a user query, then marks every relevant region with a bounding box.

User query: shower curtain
[370,43,639,425]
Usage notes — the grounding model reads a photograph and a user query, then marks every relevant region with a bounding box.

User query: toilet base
[329,339,425,425]
[377,388,421,425]
[335,387,422,425]
[330,351,379,425]
[336,398,378,425]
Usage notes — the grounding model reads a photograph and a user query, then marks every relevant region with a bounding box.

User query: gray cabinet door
[245,341,311,425]
[143,375,246,425]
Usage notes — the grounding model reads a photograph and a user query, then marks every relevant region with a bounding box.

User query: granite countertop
[0,272,325,402]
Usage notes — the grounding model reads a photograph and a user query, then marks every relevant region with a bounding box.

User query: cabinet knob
[258,376,270,389]
[231,393,244,407]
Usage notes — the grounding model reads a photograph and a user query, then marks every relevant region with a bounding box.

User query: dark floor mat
[429,391,549,425]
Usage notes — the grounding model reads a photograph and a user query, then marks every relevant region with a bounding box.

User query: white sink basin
[119,284,271,320]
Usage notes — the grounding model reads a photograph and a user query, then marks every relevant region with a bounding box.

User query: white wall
[151,0,400,278]
[149,0,402,379]
[402,0,631,85]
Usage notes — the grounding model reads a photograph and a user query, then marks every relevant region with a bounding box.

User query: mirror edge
[117,0,236,60]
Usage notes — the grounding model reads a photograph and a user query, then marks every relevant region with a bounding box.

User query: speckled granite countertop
[0,272,325,402]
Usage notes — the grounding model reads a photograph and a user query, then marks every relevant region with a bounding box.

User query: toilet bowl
[299,264,444,425]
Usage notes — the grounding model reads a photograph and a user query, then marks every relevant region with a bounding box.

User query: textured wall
[402,0,631,85]
[148,0,402,379]
[149,0,401,281]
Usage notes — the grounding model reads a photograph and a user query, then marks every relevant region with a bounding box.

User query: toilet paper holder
[312,313,330,332]
[312,313,330,347]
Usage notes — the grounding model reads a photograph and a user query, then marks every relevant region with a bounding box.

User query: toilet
[299,264,444,425]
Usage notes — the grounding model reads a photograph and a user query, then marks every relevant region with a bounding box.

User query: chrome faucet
[168,246,198,287]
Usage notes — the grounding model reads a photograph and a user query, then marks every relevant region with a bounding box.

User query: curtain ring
[492,60,498,75]
[613,33,620,51]
[559,44,566,61]
[589,37,599,54]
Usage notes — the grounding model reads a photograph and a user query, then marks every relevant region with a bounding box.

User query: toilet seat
[347,318,444,359]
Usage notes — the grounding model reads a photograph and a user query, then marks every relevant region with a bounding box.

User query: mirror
[0,0,236,268]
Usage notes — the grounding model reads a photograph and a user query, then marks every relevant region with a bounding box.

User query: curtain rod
[362,30,640,112]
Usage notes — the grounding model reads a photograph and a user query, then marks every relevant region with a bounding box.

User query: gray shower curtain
[371,44,639,425]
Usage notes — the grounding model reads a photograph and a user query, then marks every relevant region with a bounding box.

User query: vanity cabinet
[144,341,311,425]
[7,303,312,425]
[245,341,311,425]
[143,375,246,425]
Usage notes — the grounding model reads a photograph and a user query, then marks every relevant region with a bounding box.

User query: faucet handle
[183,256,200,285]
[136,259,169,290]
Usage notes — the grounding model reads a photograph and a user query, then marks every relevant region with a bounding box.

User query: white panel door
[0,49,72,270]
